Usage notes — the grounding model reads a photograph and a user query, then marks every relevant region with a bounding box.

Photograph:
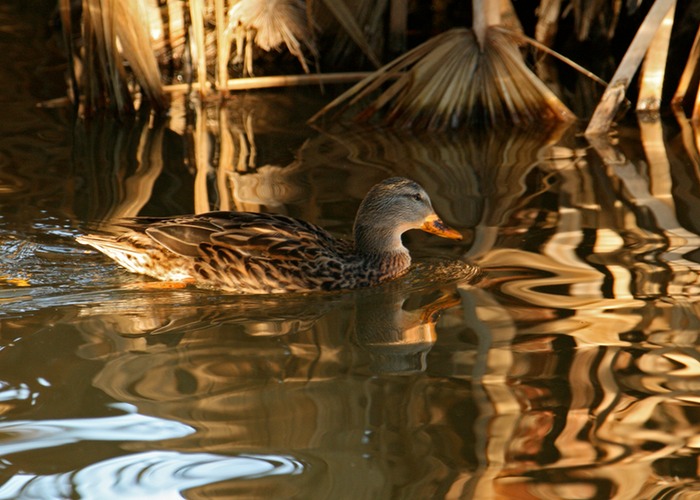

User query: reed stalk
[217,106,234,210]
[215,0,229,93]
[163,71,372,92]
[189,0,209,96]
[585,0,676,136]
[193,103,211,214]
[637,1,675,112]
[535,0,563,47]
[672,25,700,120]
[472,0,500,48]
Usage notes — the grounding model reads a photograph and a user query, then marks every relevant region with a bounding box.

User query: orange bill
[420,214,463,240]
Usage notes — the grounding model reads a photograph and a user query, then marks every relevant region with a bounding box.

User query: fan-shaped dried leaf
[114,0,166,109]
[310,27,574,129]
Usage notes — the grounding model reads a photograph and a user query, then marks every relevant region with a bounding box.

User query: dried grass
[573,0,622,41]
[315,0,382,67]
[72,0,166,115]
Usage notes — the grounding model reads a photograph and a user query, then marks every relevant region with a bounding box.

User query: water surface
[3,3,700,499]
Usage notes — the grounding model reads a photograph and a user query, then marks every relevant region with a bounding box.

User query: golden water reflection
[4,93,700,497]
[5,279,700,497]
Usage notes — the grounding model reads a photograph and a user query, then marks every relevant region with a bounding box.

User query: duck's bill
[421,214,463,240]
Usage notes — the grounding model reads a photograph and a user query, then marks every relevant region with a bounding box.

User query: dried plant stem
[672,25,700,120]
[193,105,211,214]
[585,0,676,136]
[535,0,563,46]
[163,71,372,93]
[189,0,208,97]
[215,0,229,93]
[217,106,234,210]
[69,0,166,114]
[473,0,500,47]
[637,1,675,112]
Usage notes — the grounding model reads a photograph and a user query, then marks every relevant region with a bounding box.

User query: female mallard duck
[77,177,463,293]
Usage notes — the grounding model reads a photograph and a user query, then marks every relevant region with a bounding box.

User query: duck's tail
[76,234,194,282]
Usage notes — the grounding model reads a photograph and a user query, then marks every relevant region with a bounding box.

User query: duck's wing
[115,215,223,257]
[133,212,352,292]
[137,211,349,260]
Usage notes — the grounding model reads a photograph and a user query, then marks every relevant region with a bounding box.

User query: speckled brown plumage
[77,177,464,293]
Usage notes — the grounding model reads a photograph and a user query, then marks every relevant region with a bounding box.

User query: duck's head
[353,177,462,255]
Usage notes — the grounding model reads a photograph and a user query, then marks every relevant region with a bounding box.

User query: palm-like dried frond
[66,0,168,114]
[79,0,166,115]
[114,0,167,108]
[82,0,132,114]
[226,0,317,75]
[310,27,574,129]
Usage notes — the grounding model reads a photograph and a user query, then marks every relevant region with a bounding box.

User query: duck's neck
[354,223,405,256]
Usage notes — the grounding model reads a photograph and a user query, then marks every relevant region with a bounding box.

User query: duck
[76,177,463,293]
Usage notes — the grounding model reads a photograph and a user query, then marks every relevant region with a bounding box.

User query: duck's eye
[412,193,422,202]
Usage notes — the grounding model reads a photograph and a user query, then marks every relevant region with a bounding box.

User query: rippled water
[3,3,700,500]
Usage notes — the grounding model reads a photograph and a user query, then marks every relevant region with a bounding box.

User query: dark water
[3,4,700,500]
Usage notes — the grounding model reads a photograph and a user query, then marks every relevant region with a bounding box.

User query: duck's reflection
[75,262,479,372]
[353,287,461,374]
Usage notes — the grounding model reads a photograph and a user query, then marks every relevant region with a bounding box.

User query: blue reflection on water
[0,412,194,455]
[0,451,304,499]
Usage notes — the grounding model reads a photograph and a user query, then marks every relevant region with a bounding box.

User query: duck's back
[168,211,361,293]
